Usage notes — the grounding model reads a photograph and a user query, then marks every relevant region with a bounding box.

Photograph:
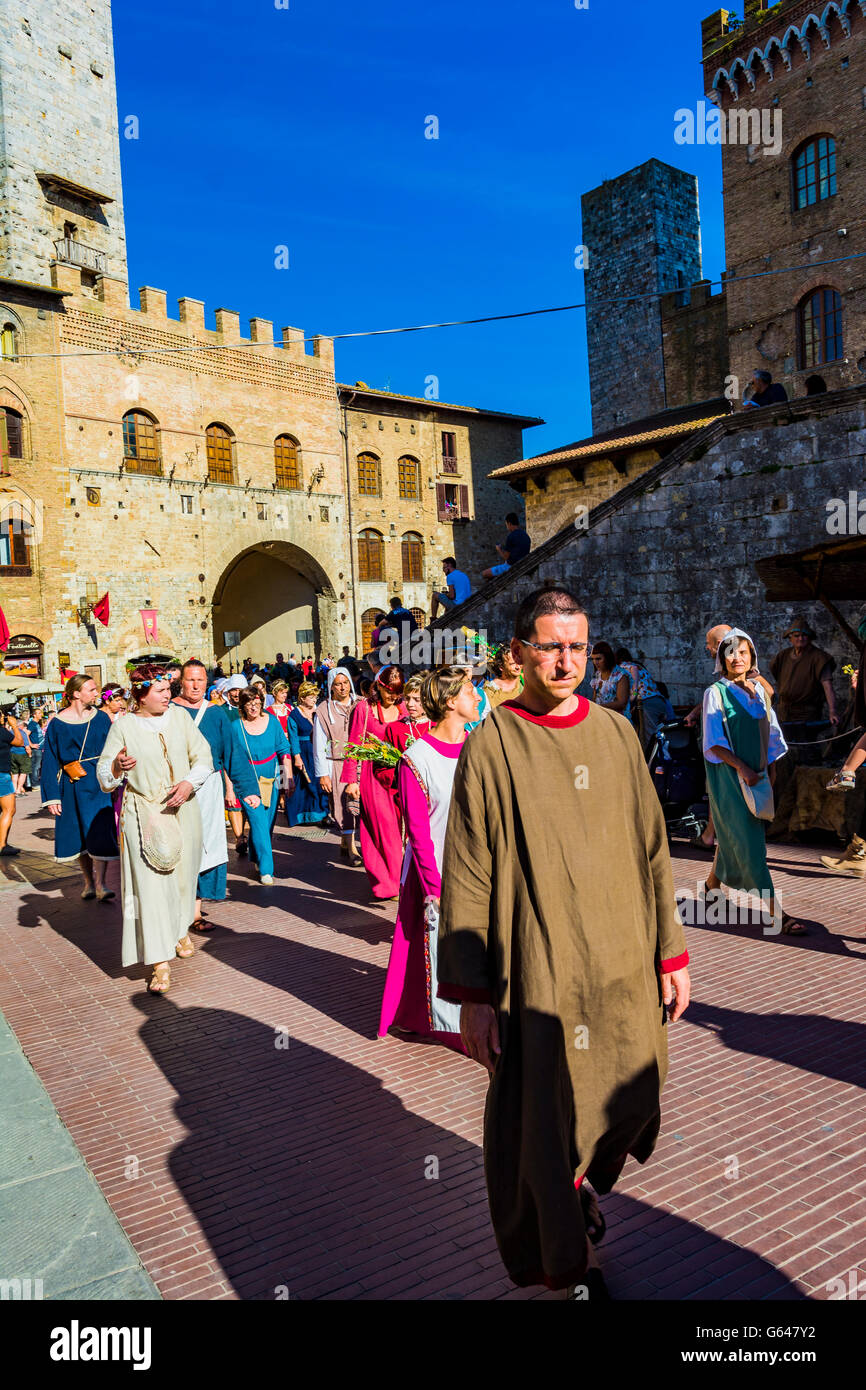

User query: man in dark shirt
[337,645,362,685]
[272,652,291,682]
[744,369,789,408]
[483,512,531,581]
[770,615,837,764]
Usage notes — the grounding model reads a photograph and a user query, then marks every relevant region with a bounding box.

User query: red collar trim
[501,696,590,728]
[421,731,464,758]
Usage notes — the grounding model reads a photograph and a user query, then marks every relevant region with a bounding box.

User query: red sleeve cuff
[659,951,689,973]
[437,983,493,1005]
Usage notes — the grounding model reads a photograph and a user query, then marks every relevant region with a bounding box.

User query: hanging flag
[92,592,110,627]
[0,605,9,651]
[140,608,158,644]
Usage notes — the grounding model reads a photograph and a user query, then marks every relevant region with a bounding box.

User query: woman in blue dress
[227,686,294,885]
[284,682,330,826]
[41,674,118,899]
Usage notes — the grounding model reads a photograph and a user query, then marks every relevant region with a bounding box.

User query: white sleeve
[312,713,329,778]
[701,684,730,763]
[97,719,125,791]
[767,701,788,764]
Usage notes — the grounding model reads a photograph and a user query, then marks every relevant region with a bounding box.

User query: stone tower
[0,1,128,288]
[581,158,703,434]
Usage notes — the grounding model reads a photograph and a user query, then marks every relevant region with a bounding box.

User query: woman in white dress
[97,666,213,993]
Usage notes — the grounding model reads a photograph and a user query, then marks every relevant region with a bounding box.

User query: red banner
[140,608,158,644]
[0,605,9,652]
[92,592,110,627]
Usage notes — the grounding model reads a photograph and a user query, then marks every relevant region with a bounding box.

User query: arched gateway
[211,541,340,666]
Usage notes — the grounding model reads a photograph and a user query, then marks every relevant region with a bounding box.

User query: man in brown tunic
[438,587,690,1295]
[770,616,837,761]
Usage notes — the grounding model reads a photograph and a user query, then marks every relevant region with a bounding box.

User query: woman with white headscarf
[313,666,360,864]
[702,628,807,934]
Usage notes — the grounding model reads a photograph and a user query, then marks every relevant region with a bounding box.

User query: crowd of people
[1,585,863,1298]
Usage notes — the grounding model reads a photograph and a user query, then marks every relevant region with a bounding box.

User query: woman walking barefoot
[41,675,118,900]
[98,667,214,993]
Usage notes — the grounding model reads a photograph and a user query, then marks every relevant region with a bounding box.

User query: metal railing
[53,238,106,273]
[441,454,458,474]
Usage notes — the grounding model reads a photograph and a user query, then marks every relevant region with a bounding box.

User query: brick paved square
[1,796,864,1300]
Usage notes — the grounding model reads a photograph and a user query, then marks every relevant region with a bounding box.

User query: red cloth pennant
[92,592,110,627]
[0,605,10,652]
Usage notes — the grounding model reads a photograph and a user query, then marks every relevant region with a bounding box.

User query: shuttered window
[123,411,161,475]
[361,609,379,654]
[798,287,843,368]
[206,424,236,484]
[357,528,384,581]
[398,455,420,499]
[401,532,424,581]
[0,519,30,572]
[275,435,301,489]
[357,452,381,496]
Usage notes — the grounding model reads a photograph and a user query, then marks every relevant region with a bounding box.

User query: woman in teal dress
[227,686,294,884]
[284,682,329,826]
[702,629,806,934]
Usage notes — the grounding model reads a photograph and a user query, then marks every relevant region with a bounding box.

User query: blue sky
[113,0,729,454]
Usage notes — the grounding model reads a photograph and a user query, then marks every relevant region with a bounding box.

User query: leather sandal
[148,964,171,993]
[175,934,195,958]
[190,916,214,932]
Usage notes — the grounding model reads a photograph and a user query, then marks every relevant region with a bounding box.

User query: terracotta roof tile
[488,414,726,479]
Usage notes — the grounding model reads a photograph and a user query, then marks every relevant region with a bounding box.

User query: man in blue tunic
[173,659,232,931]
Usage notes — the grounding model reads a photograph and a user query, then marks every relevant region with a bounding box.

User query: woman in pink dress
[378,665,480,1051]
[378,673,430,808]
[341,665,406,900]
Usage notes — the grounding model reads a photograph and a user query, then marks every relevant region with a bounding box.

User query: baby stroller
[647,718,708,841]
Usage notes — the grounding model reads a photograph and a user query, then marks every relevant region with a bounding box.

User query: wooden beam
[567,465,585,485]
[793,560,863,651]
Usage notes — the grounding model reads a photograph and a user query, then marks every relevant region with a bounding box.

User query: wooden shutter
[0,415,7,476]
[458,485,470,520]
[402,534,423,581]
[357,534,370,581]
[3,411,23,460]
[436,483,448,522]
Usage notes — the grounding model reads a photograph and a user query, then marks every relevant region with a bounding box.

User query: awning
[755,537,866,650]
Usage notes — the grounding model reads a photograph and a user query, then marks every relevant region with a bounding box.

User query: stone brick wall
[448,395,866,708]
[582,160,703,434]
[519,449,664,547]
[343,393,532,645]
[702,2,866,401]
[661,280,729,408]
[0,2,127,285]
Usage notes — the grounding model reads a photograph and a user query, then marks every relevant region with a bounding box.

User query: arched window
[401,531,424,582]
[1,407,24,462]
[0,514,32,573]
[357,452,381,497]
[797,287,843,369]
[398,455,421,500]
[206,424,236,485]
[357,528,384,582]
[361,608,380,655]
[122,410,161,475]
[274,435,301,490]
[0,323,18,360]
[792,135,836,210]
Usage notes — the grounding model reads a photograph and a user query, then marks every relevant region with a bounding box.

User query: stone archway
[211,541,339,665]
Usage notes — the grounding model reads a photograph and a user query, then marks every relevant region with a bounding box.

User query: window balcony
[54,238,106,274]
[441,454,458,474]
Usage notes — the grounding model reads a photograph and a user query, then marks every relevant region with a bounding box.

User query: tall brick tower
[0,2,128,289]
[702,1,866,397]
[581,159,704,434]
